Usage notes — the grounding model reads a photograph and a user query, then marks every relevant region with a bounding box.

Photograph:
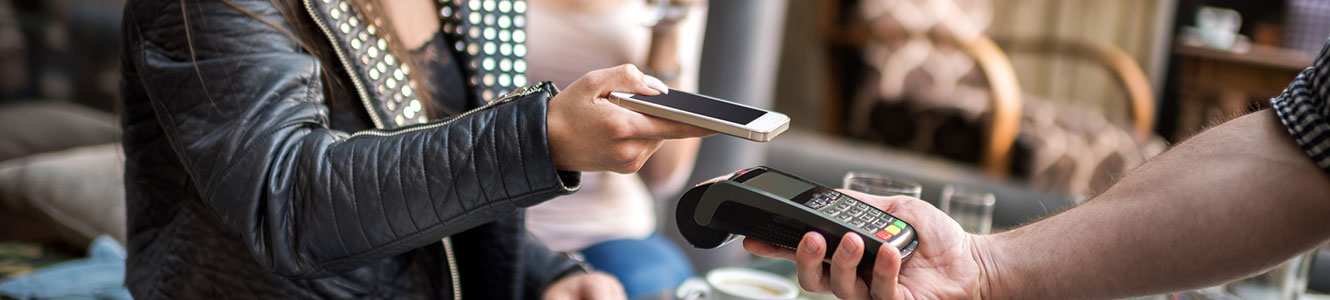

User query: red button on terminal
[874,231,893,241]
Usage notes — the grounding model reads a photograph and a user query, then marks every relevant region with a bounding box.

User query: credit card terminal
[676,166,919,271]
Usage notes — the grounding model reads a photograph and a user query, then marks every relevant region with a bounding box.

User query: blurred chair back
[825,0,1165,196]
[828,0,1021,176]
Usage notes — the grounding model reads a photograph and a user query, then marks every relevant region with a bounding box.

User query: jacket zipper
[348,83,544,138]
[340,83,542,299]
[301,0,384,129]
[440,237,462,299]
[300,1,486,299]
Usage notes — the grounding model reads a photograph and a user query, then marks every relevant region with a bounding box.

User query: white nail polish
[644,75,669,94]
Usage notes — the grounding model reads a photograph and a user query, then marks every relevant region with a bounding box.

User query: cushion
[0,144,125,246]
[0,102,118,162]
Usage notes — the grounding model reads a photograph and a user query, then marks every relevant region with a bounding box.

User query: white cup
[676,268,800,300]
[1195,6,1242,49]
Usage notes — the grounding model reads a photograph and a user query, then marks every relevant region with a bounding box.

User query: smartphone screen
[629,91,766,125]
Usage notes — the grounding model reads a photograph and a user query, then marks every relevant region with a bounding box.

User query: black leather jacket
[119,0,583,298]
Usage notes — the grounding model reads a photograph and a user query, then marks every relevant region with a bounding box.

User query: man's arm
[744,109,1330,299]
[981,109,1330,299]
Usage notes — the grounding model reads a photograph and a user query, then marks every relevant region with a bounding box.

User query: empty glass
[841,172,922,198]
[1224,250,1317,300]
[1161,287,1242,300]
[940,184,996,234]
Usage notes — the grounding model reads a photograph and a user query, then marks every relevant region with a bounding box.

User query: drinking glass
[940,184,995,234]
[841,172,921,198]
[1224,250,1317,300]
[1161,287,1242,300]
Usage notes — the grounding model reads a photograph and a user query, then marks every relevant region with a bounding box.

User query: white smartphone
[610,89,790,142]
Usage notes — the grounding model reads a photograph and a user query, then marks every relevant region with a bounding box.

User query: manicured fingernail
[644,75,669,94]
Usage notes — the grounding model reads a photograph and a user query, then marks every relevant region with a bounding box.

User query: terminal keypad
[811,193,908,242]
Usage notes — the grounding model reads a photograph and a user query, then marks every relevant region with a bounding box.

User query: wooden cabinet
[1171,43,1312,139]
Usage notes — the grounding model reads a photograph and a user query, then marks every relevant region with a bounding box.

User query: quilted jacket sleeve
[122,0,578,278]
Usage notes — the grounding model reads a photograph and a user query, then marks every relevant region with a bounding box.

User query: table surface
[1174,43,1314,71]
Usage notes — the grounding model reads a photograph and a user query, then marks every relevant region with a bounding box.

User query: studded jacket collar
[303,0,531,128]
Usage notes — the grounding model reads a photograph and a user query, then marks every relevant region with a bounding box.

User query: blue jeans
[581,233,695,298]
[0,236,132,300]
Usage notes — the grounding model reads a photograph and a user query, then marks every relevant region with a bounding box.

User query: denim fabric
[0,235,131,300]
[581,233,695,298]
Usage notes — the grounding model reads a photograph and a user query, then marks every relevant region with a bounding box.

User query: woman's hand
[542,272,626,300]
[743,190,988,300]
[547,64,714,173]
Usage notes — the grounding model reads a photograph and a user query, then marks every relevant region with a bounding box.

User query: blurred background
[1,0,1328,298]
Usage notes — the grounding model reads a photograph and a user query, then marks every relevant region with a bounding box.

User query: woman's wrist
[645,30,681,85]
[645,0,693,86]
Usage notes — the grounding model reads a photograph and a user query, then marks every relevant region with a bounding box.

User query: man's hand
[543,272,626,300]
[743,190,987,300]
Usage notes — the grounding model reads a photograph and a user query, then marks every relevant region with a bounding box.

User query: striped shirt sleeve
[1271,38,1330,174]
